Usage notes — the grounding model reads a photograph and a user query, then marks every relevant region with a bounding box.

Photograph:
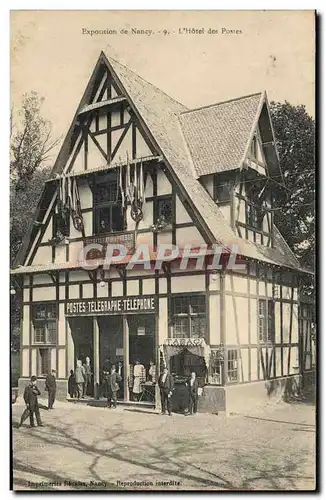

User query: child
[68,369,77,398]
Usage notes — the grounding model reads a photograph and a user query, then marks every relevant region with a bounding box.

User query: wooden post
[123,315,129,402]
[93,316,100,398]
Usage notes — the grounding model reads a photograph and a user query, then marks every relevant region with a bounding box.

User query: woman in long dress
[132,360,146,401]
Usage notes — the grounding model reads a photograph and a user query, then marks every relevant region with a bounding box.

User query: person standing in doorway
[18,376,44,428]
[75,359,86,399]
[45,369,57,410]
[105,365,121,409]
[158,367,174,416]
[185,371,199,415]
[68,369,77,398]
[148,361,156,383]
[83,357,92,397]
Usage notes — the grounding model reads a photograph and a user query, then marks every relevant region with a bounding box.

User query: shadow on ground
[12,407,316,491]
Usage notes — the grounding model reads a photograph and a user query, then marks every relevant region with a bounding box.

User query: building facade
[11,52,315,413]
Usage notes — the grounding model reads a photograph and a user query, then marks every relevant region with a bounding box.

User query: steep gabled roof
[180,93,263,177]
[12,51,307,273]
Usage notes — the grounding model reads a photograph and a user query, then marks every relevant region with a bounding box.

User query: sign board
[65,296,156,316]
[137,326,146,336]
[163,338,207,348]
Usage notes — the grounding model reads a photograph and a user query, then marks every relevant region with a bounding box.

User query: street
[12,398,316,491]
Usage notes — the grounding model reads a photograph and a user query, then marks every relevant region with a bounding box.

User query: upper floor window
[155,196,173,225]
[250,135,258,159]
[32,303,57,345]
[93,178,125,235]
[246,202,263,230]
[258,299,275,343]
[171,295,206,340]
[53,212,70,238]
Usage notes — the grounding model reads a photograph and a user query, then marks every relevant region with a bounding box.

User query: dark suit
[20,384,42,427]
[187,377,199,414]
[105,372,121,408]
[158,373,174,415]
[45,373,56,409]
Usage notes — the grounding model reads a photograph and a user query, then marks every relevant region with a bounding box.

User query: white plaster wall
[58,348,66,378]
[157,169,171,196]
[22,305,30,346]
[21,348,29,377]
[112,281,123,296]
[32,246,52,266]
[209,294,221,345]
[158,297,168,345]
[58,303,66,346]
[176,195,192,223]
[171,274,205,293]
[127,280,140,296]
[143,279,155,295]
[33,287,56,301]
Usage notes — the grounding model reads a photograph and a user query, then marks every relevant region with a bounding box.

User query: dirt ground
[11,397,316,491]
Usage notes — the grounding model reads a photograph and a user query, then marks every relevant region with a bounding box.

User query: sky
[10,10,315,152]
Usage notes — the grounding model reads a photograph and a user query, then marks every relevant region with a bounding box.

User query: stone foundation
[196,375,302,414]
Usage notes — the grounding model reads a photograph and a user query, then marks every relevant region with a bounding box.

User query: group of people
[17,360,200,429]
[68,357,92,399]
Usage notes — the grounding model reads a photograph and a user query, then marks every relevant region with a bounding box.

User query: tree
[270,101,315,296]
[10,91,59,189]
[10,92,59,353]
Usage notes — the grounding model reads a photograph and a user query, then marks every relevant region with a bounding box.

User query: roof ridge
[180,91,263,115]
[105,52,188,110]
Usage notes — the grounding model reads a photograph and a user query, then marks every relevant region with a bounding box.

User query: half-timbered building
[11,51,315,413]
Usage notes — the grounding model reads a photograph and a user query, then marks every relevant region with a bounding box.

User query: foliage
[270,101,315,296]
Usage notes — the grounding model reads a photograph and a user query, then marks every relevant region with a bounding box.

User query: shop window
[208,349,223,385]
[53,212,70,238]
[38,348,51,376]
[227,350,238,383]
[171,295,206,340]
[32,303,57,345]
[155,196,173,225]
[93,179,125,234]
[258,299,275,343]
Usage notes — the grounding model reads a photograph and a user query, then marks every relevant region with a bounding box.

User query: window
[258,299,275,343]
[213,175,232,203]
[53,212,70,238]
[93,178,125,234]
[171,295,206,339]
[227,350,238,382]
[246,203,263,230]
[39,348,51,376]
[155,197,173,224]
[250,135,258,158]
[32,303,57,345]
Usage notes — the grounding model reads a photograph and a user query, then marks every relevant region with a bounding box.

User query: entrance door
[128,314,156,402]
[69,317,93,366]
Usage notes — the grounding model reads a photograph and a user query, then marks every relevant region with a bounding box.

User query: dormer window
[250,135,258,159]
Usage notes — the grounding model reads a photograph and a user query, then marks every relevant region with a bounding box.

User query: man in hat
[19,376,43,428]
[105,365,121,409]
[158,367,174,416]
[45,369,57,410]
